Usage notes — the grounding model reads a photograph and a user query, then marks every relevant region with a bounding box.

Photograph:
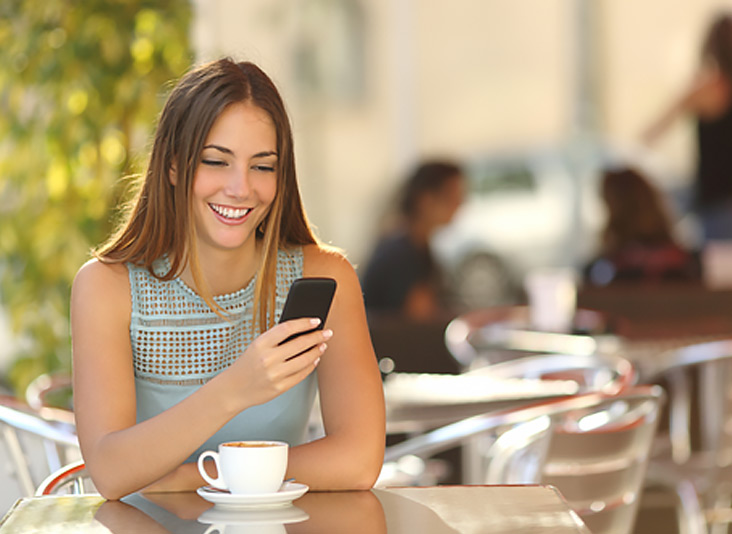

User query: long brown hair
[96,58,317,332]
[702,12,732,80]
[600,167,676,255]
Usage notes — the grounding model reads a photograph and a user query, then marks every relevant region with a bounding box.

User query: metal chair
[461,352,636,395]
[444,305,617,369]
[24,373,74,425]
[381,386,664,534]
[382,350,637,489]
[378,413,553,487]
[642,339,732,534]
[0,397,80,497]
[535,388,663,534]
[35,459,95,495]
[381,352,639,467]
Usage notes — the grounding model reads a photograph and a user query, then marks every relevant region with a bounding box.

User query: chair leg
[2,426,35,496]
[644,464,707,534]
[674,479,707,534]
[667,369,693,465]
[707,483,732,534]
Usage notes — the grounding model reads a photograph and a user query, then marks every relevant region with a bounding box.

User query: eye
[202,159,228,167]
[252,164,276,173]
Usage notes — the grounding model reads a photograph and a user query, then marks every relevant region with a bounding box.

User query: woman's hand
[224,318,332,409]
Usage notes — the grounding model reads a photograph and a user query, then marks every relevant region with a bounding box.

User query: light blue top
[128,247,316,462]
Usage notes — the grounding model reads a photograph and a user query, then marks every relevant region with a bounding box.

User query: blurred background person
[643,11,732,241]
[361,160,466,322]
[361,160,467,483]
[584,167,701,286]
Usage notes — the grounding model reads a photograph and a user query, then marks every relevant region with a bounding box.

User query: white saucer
[196,482,309,509]
[198,504,309,525]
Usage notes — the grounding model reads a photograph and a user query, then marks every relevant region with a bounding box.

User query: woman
[71,58,385,500]
[584,167,700,285]
[643,12,732,240]
[361,161,465,321]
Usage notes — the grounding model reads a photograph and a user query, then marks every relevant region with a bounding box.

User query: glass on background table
[0,484,591,534]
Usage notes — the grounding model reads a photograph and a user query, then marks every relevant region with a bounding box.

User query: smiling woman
[69,58,385,500]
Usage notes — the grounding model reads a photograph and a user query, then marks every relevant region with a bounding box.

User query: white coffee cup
[197,440,289,495]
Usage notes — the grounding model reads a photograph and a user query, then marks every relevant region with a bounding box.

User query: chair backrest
[463,352,636,395]
[0,398,80,497]
[382,386,663,534]
[481,414,553,484]
[379,412,554,488]
[645,338,732,466]
[35,460,96,496]
[536,388,663,534]
[24,373,74,425]
[444,305,611,369]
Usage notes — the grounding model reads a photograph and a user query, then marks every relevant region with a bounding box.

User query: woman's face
[188,101,278,256]
[425,174,466,227]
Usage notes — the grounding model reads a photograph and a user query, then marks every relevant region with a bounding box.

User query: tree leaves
[0,0,192,395]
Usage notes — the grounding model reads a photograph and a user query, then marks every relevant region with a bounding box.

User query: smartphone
[278,277,337,348]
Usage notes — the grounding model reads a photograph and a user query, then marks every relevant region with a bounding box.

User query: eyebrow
[253,150,278,158]
[202,144,278,158]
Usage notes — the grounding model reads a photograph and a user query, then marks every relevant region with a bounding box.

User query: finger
[269,318,322,345]
[281,329,332,361]
[278,343,325,383]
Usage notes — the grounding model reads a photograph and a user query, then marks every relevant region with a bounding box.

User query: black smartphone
[278,277,337,347]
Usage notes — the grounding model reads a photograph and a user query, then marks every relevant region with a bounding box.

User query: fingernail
[314,357,321,366]
[323,329,333,339]
[319,343,327,353]
[310,318,322,326]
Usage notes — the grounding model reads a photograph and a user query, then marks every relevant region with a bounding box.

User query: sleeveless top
[696,102,732,208]
[128,247,316,462]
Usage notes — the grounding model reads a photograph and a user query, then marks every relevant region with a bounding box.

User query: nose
[225,165,251,199]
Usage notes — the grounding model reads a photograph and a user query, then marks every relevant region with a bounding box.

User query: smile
[209,203,252,220]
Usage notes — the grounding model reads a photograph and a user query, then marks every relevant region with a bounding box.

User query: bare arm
[71,259,328,499]
[642,66,723,146]
[641,95,690,147]
[283,246,386,490]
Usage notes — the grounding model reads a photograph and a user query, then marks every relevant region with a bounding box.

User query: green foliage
[0,0,192,395]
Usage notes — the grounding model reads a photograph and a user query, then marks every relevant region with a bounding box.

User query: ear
[168,162,178,186]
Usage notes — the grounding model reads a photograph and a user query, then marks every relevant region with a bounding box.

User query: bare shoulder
[74,258,129,291]
[301,244,357,283]
[72,259,131,313]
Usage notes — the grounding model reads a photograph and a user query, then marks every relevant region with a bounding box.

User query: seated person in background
[361,161,466,321]
[584,167,701,286]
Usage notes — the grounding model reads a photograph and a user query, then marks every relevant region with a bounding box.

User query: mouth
[209,203,252,221]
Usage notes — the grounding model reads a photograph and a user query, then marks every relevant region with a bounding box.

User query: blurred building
[189,0,732,266]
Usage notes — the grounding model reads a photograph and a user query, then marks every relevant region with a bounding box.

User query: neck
[181,239,263,296]
[407,217,435,247]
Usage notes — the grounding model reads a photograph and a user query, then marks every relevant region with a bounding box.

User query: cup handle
[198,450,226,490]
[203,526,223,534]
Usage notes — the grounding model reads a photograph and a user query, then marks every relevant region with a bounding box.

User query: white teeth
[211,204,251,219]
